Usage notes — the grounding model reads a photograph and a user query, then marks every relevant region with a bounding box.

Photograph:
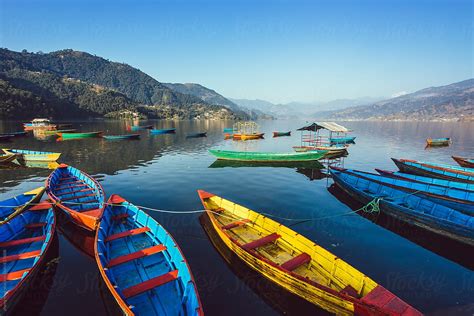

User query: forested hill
[0,48,241,119]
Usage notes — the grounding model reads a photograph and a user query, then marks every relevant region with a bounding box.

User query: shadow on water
[199,214,330,316]
[11,234,60,316]
[327,184,474,271]
[56,210,95,259]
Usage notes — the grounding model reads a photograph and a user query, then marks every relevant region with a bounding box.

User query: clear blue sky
[1,0,472,103]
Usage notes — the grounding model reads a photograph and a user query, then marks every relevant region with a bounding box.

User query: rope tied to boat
[359,198,381,214]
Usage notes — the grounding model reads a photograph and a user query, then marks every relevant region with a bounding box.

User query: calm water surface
[0,120,473,315]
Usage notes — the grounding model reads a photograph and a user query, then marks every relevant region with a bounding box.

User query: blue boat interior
[49,166,104,213]
[330,169,474,235]
[97,200,200,315]
[0,208,54,300]
[0,193,34,221]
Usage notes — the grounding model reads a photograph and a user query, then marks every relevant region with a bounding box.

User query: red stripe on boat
[0,250,41,264]
[242,233,281,250]
[122,270,179,299]
[107,245,167,268]
[25,222,47,229]
[105,227,150,242]
[0,236,45,248]
[0,268,31,282]
[29,201,52,211]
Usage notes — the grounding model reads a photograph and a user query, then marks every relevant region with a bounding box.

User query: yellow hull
[198,191,421,316]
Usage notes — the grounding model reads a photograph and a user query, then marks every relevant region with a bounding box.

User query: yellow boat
[234,133,265,140]
[197,190,421,316]
[2,148,61,162]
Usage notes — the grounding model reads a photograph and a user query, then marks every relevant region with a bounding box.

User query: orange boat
[233,133,265,140]
[46,164,105,231]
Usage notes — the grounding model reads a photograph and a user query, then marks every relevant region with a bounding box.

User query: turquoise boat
[342,168,474,215]
[130,125,153,131]
[102,134,140,140]
[223,128,233,133]
[150,128,176,134]
[209,149,328,162]
[95,195,203,315]
[0,201,56,311]
[330,136,356,144]
[392,158,474,183]
[330,167,474,246]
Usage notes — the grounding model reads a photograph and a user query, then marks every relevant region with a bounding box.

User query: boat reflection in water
[10,235,60,316]
[327,184,474,271]
[56,211,95,259]
[199,214,329,316]
[0,160,60,170]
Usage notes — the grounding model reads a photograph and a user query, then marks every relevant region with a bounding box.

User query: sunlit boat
[95,195,203,315]
[233,133,264,140]
[0,201,56,311]
[392,158,474,183]
[197,190,421,315]
[426,137,450,146]
[0,187,45,224]
[330,167,474,246]
[46,164,105,231]
[2,149,61,162]
[23,118,57,131]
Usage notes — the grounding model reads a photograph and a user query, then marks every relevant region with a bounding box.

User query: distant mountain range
[315,79,474,121]
[0,48,244,119]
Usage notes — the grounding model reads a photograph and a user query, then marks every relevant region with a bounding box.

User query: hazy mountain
[316,79,474,121]
[0,48,241,119]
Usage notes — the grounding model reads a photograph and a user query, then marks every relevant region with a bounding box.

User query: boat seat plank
[105,227,151,242]
[341,284,359,298]
[242,233,281,250]
[122,270,179,299]
[107,245,167,268]
[60,193,97,202]
[55,188,93,197]
[55,183,87,190]
[0,236,45,248]
[0,250,41,264]
[0,268,31,282]
[280,253,311,271]
[221,219,251,230]
[25,222,47,229]
[112,214,129,221]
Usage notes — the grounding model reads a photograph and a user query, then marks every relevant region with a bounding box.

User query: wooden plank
[0,268,31,282]
[242,233,281,250]
[0,250,41,264]
[280,253,311,271]
[111,213,129,221]
[105,227,150,242]
[0,236,45,248]
[25,222,47,229]
[107,245,167,268]
[122,270,179,299]
[221,219,251,230]
[55,188,93,197]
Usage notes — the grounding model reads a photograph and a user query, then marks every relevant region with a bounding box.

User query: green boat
[57,131,103,139]
[209,149,328,162]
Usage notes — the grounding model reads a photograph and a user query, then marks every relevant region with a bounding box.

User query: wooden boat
[375,169,474,192]
[209,149,328,162]
[102,134,140,140]
[0,187,45,224]
[330,136,356,144]
[197,190,421,315]
[0,135,13,142]
[2,149,61,162]
[129,125,153,131]
[95,195,203,315]
[426,137,450,146]
[150,128,176,134]
[42,129,76,136]
[272,131,291,137]
[341,168,474,215]
[0,131,27,137]
[330,167,474,246]
[186,132,207,138]
[57,131,103,139]
[452,156,474,168]
[0,201,56,311]
[293,146,348,158]
[0,153,18,164]
[392,158,474,183]
[46,164,105,231]
[233,133,264,140]
[223,128,233,133]
[23,118,57,131]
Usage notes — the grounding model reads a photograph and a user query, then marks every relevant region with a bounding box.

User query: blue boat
[330,136,356,144]
[0,188,45,224]
[375,169,474,192]
[130,125,153,131]
[341,168,474,215]
[102,134,141,140]
[0,201,56,311]
[223,128,233,133]
[392,158,474,183]
[330,167,474,246]
[150,128,176,135]
[95,195,203,315]
[46,164,106,231]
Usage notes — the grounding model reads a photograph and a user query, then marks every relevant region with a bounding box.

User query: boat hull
[150,128,176,134]
[102,134,140,140]
[2,149,61,162]
[186,132,207,138]
[393,158,474,183]
[426,138,450,146]
[209,149,328,162]
[57,131,103,139]
[233,133,264,140]
[46,164,105,231]
[273,131,291,137]
[130,125,153,131]
[330,137,356,144]
[452,156,474,168]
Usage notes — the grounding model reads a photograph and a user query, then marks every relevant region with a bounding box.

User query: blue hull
[393,158,474,183]
[95,195,202,315]
[330,136,356,144]
[150,128,176,134]
[330,167,474,245]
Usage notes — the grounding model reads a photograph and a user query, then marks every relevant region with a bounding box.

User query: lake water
[0,119,473,315]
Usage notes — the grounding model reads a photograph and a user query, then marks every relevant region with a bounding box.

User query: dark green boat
[209,149,328,162]
[102,134,141,140]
